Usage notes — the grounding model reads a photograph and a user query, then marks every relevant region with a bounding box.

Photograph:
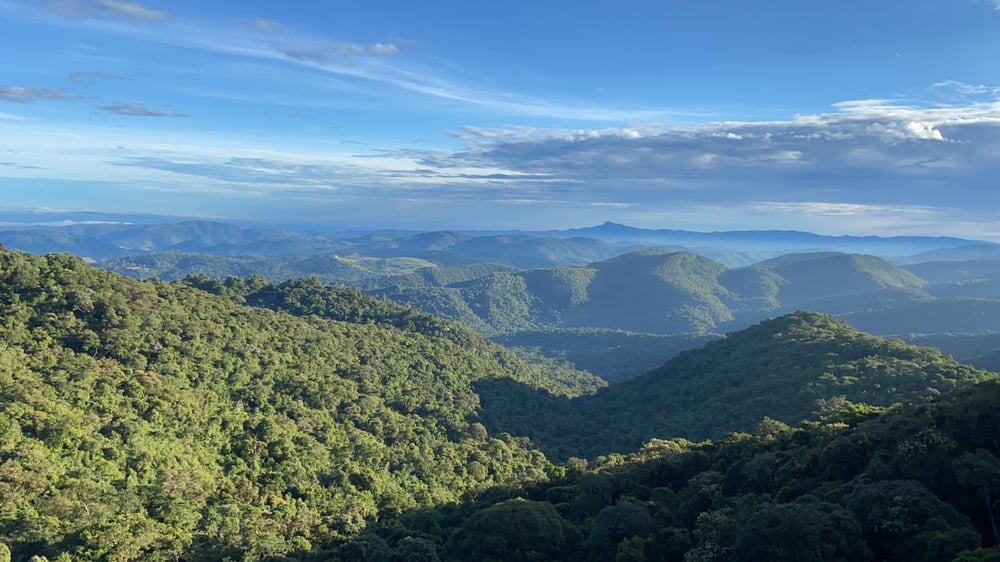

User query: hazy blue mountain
[0,229,128,260]
[904,259,1000,283]
[724,252,927,311]
[104,252,439,283]
[896,243,1000,264]
[528,221,982,256]
[0,220,349,258]
[925,276,1000,300]
[842,299,1000,335]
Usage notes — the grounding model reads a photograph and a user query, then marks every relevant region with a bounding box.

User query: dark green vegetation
[477,312,994,460]
[906,333,1000,372]
[352,379,1000,562]
[0,247,606,561]
[3,245,1000,561]
[494,329,716,383]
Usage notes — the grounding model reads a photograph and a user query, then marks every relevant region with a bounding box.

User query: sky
[1,0,999,237]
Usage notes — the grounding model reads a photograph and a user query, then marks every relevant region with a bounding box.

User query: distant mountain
[904,259,1000,283]
[896,243,1000,264]
[372,250,932,337]
[843,299,1000,335]
[104,252,439,283]
[0,220,349,258]
[531,221,982,256]
[0,229,128,260]
[723,252,927,312]
[358,232,636,269]
[373,250,737,335]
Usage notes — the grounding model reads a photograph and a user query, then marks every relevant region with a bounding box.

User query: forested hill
[351,378,1000,561]
[179,274,606,398]
[2,246,997,561]
[371,250,929,336]
[477,312,995,459]
[0,247,589,561]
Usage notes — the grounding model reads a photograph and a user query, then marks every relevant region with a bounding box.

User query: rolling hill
[2,245,995,561]
[0,246,605,561]
[476,312,994,459]
[370,250,932,338]
[357,378,1000,562]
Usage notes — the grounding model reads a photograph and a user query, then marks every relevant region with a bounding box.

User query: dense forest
[345,378,1000,561]
[98,238,1000,380]
[2,246,1000,560]
[0,248,588,560]
[475,312,994,460]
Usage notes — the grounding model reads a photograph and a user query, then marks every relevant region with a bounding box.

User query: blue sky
[1,0,999,236]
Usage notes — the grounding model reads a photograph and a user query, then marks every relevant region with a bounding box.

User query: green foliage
[444,499,580,561]
[363,250,937,338]
[0,248,570,560]
[477,312,995,459]
[494,329,716,383]
[731,502,870,561]
[357,379,1000,562]
[6,245,1000,561]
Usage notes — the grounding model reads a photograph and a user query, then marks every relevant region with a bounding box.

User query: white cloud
[0,85,81,103]
[44,0,169,21]
[371,43,400,56]
[248,18,280,33]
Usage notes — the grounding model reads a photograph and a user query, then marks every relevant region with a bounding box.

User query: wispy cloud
[43,0,169,21]
[281,41,401,63]
[0,85,81,103]
[3,73,999,235]
[0,161,45,170]
[2,2,688,121]
[68,71,128,81]
[247,18,280,33]
[97,102,185,117]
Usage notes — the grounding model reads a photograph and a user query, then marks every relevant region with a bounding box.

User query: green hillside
[0,248,585,561]
[493,329,717,383]
[364,251,929,338]
[371,250,737,336]
[104,252,438,284]
[477,312,994,459]
[354,378,1000,562]
[3,247,997,561]
[724,252,927,311]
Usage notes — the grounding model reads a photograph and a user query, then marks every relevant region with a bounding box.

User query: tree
[732,502,870,561]
[956,449,1000,543]
[584,498,653,561]
[446,499,579,562]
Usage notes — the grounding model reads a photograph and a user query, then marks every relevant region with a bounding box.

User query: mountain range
[1,245,998,561]
[0,246,599,561]
[2,218,995,268]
